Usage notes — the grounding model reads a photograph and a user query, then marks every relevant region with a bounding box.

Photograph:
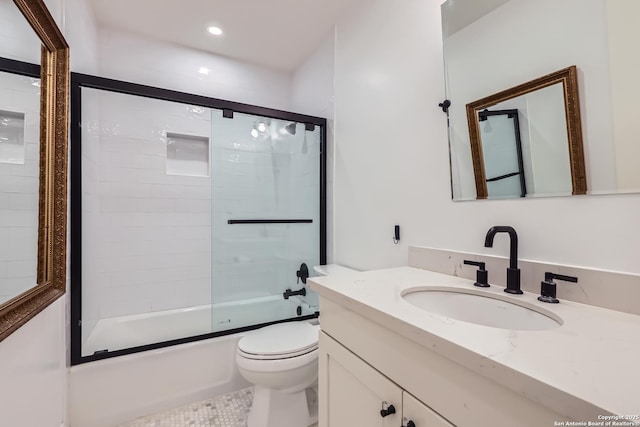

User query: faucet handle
[296,263,309,284]
[463,260,489,287]
[538,272,578,303]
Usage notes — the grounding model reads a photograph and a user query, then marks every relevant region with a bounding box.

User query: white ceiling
[89,0,366,71]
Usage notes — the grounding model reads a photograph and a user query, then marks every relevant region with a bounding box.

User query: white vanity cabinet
[316,297,567,427]
[403,392,453,427]
[319,331,453,427]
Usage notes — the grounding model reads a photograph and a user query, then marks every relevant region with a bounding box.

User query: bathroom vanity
[309,267,640,427]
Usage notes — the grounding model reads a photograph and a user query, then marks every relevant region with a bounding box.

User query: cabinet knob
[402,421,416,427]
[380,403,396,417]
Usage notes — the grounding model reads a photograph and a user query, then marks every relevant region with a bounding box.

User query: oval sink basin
[402,287,562,331]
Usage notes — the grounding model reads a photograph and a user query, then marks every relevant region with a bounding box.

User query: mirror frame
[0,0,69,341]
[465,65,586,199]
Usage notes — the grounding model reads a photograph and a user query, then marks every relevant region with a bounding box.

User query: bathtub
[82,294,316,356]
[72,295,317,427]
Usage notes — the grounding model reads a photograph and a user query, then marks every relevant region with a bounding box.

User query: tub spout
[283,287,307,300]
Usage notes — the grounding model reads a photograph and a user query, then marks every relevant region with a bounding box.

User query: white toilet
[236,264,358,427]
[236,322,320,427]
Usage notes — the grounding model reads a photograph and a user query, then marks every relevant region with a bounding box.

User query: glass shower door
[210,110,321,332]
[480,110,527,198]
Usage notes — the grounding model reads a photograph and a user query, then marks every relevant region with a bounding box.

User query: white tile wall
[81,88,213,348]
[210,112,321,306]
[0,72,40,304]
[0,299,66,427]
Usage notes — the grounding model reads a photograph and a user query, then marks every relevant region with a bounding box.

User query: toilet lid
[238,322,319,357]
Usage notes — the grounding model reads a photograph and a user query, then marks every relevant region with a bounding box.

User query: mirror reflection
[442,0,640,201]
[0,70,40,305]
[0,0,41,63]
[0,0,42,305]
[466,68,586,200]
[479,108,529,199]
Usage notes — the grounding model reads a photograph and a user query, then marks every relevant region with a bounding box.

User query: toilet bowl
[236,322,320,427]
[236,264,358,427]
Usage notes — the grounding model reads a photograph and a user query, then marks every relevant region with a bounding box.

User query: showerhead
[284,122,297,135]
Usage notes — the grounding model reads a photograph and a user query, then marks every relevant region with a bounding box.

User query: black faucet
[283,287,306,300]
[484,226,522,294]
[538,272,578,303]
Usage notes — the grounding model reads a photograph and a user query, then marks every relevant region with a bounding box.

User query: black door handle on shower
[227,219,312,224]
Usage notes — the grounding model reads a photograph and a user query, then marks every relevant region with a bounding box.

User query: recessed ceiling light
[198,67,210,75]
[208,26,223,36]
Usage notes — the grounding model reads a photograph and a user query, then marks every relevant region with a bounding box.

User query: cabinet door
[403,391,455,427]
[319,332,402,427]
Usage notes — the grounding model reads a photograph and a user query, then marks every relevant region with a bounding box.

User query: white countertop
[309,267,640,420]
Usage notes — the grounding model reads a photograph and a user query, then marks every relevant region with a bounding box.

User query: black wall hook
[439,99,451,113]
[393,225,400,244]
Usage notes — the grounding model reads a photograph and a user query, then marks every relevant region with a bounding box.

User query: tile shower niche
[166,132,209,177]
[0,110,26,164]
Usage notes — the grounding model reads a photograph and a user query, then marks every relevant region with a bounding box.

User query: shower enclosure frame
[69,72,327,365]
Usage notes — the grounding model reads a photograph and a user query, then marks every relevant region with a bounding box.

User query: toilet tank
[312,264,359,277]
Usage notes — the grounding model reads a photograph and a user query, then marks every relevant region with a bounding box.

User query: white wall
[63,0,99,74]
[291,30,336,119]
[334,0,443,269]
[291,30,336,262]
[333,0,640,276]
[97,28,292,111]
[0,300,66,427]
[607,0,640,192]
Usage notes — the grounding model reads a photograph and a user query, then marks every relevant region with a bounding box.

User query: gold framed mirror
[0,0,69,341]
[465,66,586,200]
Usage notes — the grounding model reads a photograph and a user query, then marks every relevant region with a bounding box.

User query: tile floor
[117,387,318,427]
[118,388,253,427]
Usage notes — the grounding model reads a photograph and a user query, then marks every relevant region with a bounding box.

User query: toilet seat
[238,322,319,360]
[238,345,318,360]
